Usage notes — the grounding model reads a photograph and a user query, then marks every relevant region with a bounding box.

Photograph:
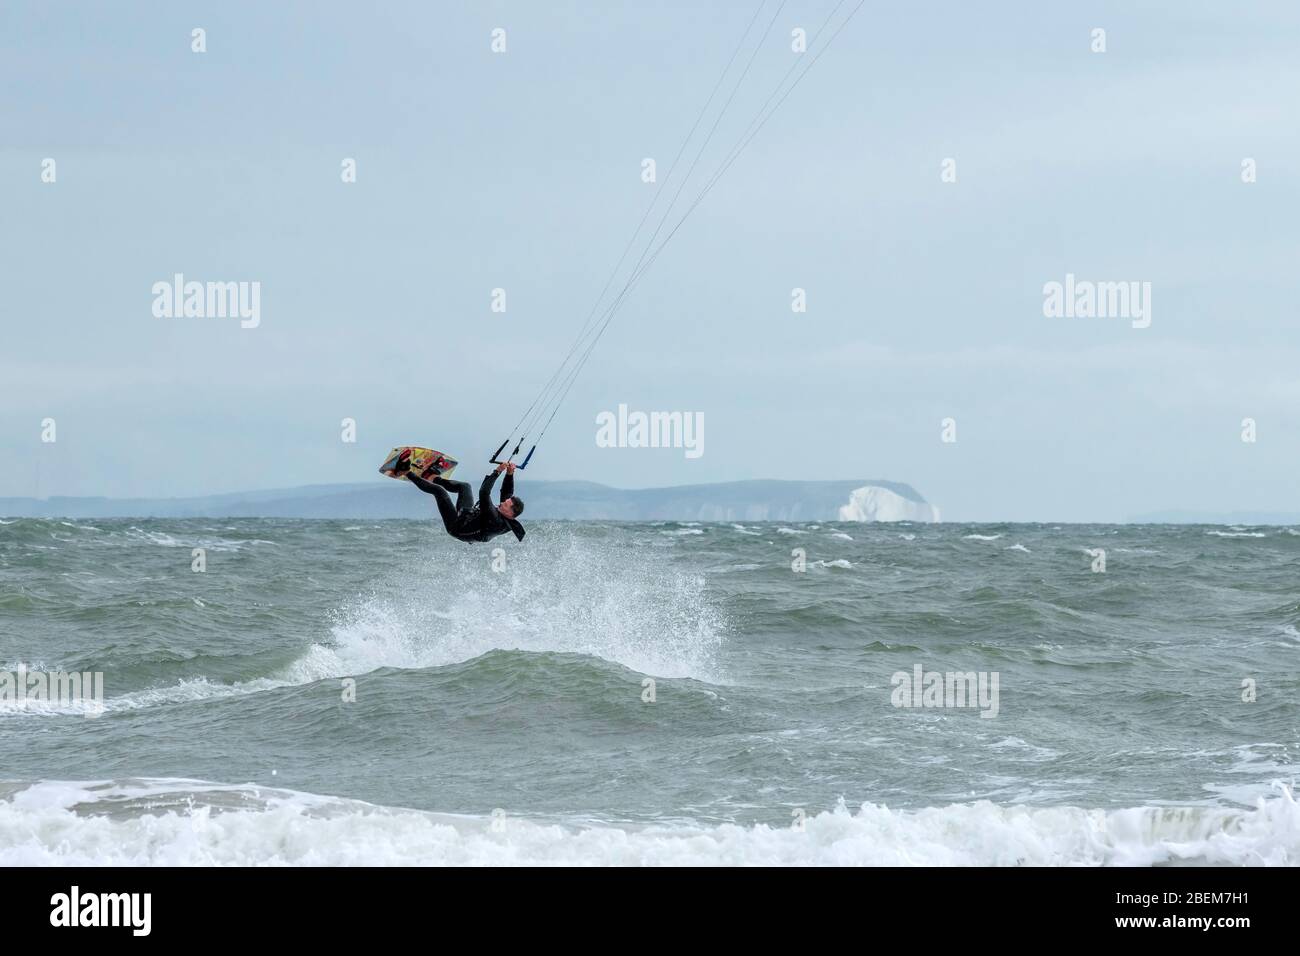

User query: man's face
[498,499,517,520]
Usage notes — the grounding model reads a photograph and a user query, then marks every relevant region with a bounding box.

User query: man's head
[499,496,524,520]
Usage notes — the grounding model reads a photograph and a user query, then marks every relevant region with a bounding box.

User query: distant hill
[0,478,939,523]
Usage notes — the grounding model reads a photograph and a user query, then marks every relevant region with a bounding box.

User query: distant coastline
[5,482,1294,525]
[1,478,939,523]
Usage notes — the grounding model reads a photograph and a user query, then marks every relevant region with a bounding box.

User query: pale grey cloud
[2,1,1297,520]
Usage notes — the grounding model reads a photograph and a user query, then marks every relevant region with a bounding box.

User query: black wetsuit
[409,471,525,543]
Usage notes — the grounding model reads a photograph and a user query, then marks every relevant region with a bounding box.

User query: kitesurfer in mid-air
[398,459,525,543]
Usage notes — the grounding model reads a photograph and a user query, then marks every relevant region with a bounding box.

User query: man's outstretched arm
[479,467,502,511]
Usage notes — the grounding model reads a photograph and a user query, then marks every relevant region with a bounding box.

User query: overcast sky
[2,1,1297,521]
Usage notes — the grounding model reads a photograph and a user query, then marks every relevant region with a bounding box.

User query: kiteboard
[379,446,459,481]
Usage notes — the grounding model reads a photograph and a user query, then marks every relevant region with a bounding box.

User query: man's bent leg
[434,478,475,514]
[410,475,462,534]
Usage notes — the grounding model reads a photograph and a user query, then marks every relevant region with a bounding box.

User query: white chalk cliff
[838,486,940,523]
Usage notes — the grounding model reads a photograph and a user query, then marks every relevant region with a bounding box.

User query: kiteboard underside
[379,446,458,481]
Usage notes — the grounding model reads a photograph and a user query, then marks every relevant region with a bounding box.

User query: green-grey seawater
[0,518,1296,864]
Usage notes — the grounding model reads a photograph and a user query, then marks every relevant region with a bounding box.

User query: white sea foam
[1206,531,1266,539]
[830,532,853,541]
[988,736,1059,761]
[810,559,853,569]
[315,532,728,682]
[1005,543,1031,553]
[2,779,1295,867]
[123,528,277,551]
[14,530,730,719]
[964,534,1002,541]
[1,659,50,673]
